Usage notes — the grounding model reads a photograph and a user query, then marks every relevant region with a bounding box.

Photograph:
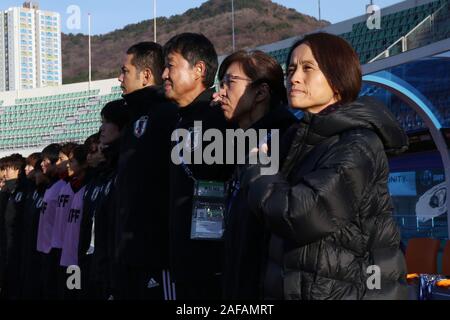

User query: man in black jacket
[162,33,234,300]
[114,42,178,300]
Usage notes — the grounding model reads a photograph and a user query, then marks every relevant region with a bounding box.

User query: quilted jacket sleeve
[243,135,378,247]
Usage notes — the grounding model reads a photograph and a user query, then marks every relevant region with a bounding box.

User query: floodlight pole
[153,0,157,42]
[231,0,235,51]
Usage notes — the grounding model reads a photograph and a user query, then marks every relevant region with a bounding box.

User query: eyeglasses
[219,74,253,89]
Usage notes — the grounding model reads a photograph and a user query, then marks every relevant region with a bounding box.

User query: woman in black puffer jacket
[241,33,409,300]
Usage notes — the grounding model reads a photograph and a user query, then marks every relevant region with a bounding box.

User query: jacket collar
[178,88,214,118]
[122,86,163,119]
[4,179,18,193]
[299,96,408,154]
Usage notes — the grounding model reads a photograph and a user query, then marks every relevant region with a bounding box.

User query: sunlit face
[57,152,69,166]
[68,153,83,177]
[86,142,104,168]
[162,52,198,106]
[25,164,34,176]
[57,152,70,176]
[218,62,256,122]
[286,44,337,113]
[41,157,52,174]
[4,167,19,181]
[118,54,145,95]
[100,116,121,145]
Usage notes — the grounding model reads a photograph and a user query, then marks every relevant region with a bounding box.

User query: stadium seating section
[268,0,448,66]
[0,87,122,150]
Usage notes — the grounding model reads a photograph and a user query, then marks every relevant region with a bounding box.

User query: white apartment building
[35,8,62,88]
[0,2,61,92]
[0,12,6,92]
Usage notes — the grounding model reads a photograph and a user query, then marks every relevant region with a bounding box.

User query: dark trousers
[115,265,170,300]
[78,255,101,300]
[1,253,21,299]
[39,249,61,300]
[20,250,42,299]
[174,274,222,300]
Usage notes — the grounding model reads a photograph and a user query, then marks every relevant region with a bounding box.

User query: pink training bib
[36,179,67,254]
[51,182,75,249]
[60,186,86,267]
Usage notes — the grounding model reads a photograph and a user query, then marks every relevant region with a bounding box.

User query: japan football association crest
[36,197,44,209]
[15,192,23,203]
[134,116,149,138]
[91,186,101,202]
[104,180,113,196]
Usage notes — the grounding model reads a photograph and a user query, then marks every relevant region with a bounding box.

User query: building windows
[4,7,61,90]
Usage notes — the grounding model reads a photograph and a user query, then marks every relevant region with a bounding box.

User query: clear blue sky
[1,0,404,35]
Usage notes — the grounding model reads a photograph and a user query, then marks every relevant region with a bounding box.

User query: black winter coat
[1,177,28,298]
[79,139,120,297]
[115,86,178,269]
[0,189,10,290]
[242,97,409,300]
[169,89,234,282]
[20,179,47,298]
[223,105,298,299]
[93,141,120,295]
[78,166,105,263]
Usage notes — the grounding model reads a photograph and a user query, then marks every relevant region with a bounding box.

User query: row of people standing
[0,31,409,300]
[0,100,129,299]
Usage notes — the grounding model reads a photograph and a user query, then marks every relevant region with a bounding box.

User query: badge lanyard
[190,181,226,241]
[175,118,226,241]
[174,118,197,182]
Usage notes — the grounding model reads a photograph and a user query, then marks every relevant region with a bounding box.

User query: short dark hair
[84,132,100,148]
[61,142,78,158]
[33,159,43,174]
[127,42,164,85]
[3,153,26,172]
[42,144,62,164]
[0,157,7,170]
[218,50,287,107]
[101,99,130,131]
[163,33,218,88]
[26,152,42,167]
[286,32,362,105]
[70,145,88,167]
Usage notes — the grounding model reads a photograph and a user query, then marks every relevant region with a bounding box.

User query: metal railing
[393,214,448,240]
[370,1,450,63]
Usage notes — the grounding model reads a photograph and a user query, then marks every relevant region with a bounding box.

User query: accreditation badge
[190,180,226,240]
